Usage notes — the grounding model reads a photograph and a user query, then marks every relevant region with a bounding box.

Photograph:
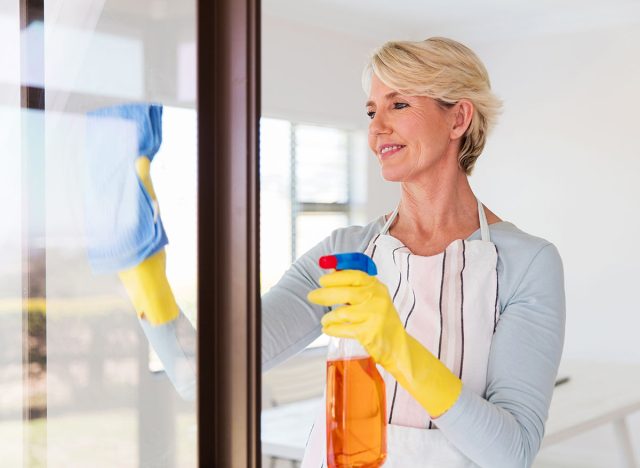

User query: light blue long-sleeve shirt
[142,216,565,468]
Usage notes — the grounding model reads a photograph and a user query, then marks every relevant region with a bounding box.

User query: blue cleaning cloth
[84,103,168,273]
[88,104,163,160]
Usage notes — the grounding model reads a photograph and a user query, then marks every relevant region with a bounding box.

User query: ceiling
[263,0,640,44]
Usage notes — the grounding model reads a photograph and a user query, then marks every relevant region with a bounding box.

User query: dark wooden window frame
[198,0,261,465]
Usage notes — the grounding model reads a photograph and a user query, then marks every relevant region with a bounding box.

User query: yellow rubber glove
[117,156,179,325]
[308,269,463,418]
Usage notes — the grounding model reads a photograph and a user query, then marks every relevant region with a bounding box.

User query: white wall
[262,14,373,128]
[471,26,640,362]
[262,15,640,363]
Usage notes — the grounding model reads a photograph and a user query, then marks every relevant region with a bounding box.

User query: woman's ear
[450,99,474,140]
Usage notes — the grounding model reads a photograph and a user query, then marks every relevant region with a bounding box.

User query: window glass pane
[0,28,23,464]
[153,107,198,326]
[295,125,349,204]
[38,1,198,466]
[260,118,292,293]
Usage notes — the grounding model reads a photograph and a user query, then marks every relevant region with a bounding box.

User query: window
[260,118,366,295]
[294,124,351,258]
[260,117,367,349]
[1,2,199,465]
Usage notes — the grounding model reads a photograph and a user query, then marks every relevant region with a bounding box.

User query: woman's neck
[390,170,480,239]
[385,168,502,256]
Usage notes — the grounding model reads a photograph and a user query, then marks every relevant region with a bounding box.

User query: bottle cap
[318,253,377,275]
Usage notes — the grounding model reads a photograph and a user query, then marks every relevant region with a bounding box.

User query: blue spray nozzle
[319,253,377,275]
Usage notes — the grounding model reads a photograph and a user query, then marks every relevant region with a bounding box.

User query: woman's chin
[380,166,407,182]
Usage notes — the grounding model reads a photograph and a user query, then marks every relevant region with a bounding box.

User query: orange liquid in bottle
[326,356,387,468]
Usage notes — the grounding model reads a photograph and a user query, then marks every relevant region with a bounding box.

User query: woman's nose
[368,111,392,136]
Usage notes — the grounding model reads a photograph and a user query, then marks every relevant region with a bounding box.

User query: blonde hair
[362,37,502,175]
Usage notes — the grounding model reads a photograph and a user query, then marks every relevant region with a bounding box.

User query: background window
[260,118,367,350]
[260,118,364,294]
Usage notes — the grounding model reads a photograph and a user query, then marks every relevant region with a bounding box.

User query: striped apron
[301,198,499,467]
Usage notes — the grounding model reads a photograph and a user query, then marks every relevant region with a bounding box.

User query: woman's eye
[367,103,407,119]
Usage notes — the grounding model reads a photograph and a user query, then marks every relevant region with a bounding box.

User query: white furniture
[541,360,640,468]
[262,397,321,462]
[261,360,640,467]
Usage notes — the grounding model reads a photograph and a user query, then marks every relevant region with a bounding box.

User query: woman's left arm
[434,243,566,467]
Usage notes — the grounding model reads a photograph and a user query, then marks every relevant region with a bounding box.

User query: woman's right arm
[262,223,379,369]
[140,233,334,399]
[139,311,197,400]
[141,221,376,397]
[261,237,332,371]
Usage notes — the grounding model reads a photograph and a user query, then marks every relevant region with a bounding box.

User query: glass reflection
[0,0,198,465]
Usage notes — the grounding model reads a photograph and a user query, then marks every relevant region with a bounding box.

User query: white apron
[302,199,499,468]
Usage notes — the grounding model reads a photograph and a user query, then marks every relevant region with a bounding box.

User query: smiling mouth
[380,145,406,158]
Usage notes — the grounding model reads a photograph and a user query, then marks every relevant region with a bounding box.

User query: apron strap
[477,198,491,242]
[381,205,400,235]
[382,198,490,242]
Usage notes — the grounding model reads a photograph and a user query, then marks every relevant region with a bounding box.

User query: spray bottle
[319,253,387,468]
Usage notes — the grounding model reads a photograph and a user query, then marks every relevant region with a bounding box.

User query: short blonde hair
[363,37,502,175]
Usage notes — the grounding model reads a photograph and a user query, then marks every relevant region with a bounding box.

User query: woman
[262,37,565,467]
[136,36,564,467]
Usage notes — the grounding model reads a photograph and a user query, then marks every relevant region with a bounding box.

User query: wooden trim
[197,0,261,464]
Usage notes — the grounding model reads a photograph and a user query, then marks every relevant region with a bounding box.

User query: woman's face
[366,75,457,182]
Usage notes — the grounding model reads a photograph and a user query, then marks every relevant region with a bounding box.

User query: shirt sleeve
[139,234,333,399]
[140,223,372,397]
[139,310,197,401]
[261,235,333,371]
[434,243,566,468]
